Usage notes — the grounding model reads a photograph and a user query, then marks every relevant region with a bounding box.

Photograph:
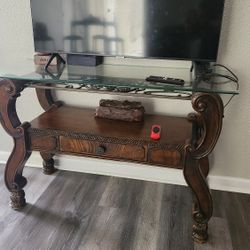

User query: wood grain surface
[30,106,192,146]
[29,105,191,170]
[60,137,146,161]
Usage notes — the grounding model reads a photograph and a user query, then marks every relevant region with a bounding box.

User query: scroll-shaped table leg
[36,88,62,111]
[185,93,224,243]
[199,157,209,178]
[0,79,31,209]
[184,147,212,243]
[36,87,62,174]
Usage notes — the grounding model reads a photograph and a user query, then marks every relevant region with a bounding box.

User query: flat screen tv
[30,0,225,62]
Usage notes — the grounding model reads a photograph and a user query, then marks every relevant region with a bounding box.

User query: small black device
[146,76,185,86]
[67,54,103,67]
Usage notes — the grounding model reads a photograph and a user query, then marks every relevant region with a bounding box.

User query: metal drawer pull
[96,145,106,154]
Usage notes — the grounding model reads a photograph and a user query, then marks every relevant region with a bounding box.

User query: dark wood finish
[29,106,192,146]
[36,87,62,175]
[184,93,224,243]
[199,157,209,178]
[148,147,182,168]
[36,87,62,111]
[30,134,57,151]
[0,79,225,244]
[60,137,146,161]
[184,150,212,243]
[188,93,224,159]
[40,152,56,175]
[28,106,191,168]
[0,79,31,209]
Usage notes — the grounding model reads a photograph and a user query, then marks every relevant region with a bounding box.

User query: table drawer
[59,136,146,161]
[30,135,57,151]
[148,148,182,167]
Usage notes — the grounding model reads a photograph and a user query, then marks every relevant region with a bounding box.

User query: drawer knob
[96,145,106,154]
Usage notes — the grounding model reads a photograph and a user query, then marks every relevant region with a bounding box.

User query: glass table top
[0,58,239,95]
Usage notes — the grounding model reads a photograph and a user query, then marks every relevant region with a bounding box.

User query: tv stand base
[0,79,224,244]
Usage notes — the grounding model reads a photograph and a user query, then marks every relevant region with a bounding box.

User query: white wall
[0,0,250,186]
[214,0,250,179]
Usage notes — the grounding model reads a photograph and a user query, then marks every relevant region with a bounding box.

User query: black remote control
[146,76,185,86]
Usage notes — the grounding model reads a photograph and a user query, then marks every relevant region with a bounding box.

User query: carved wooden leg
[0,79,31,209]
[6,131,31,209]
[36,88,60,175]
[184,150,212,243]
[10,190,26,210]
[199,157,209,178]
[40,152,56,175]
[36,88,62,111]
[184,93,224,243]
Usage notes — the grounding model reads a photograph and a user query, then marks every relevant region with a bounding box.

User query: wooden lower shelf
[28,105,193,169]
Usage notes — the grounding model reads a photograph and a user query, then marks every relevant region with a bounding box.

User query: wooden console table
[0,63,238,243]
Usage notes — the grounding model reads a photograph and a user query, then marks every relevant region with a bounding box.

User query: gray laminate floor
[0,165,249,250]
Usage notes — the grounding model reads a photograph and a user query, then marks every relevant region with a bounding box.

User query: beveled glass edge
[0,75,239,95]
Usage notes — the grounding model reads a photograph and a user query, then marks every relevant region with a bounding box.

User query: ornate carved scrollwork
[0,79,31,209]
[36,87,62,111]
[189,93,224,158]
[184,146,212,243]
[0,79,25,136]
[10,190,26,210]
[184,92,224,243]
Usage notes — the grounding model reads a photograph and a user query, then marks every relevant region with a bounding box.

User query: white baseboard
[0,151,249,194]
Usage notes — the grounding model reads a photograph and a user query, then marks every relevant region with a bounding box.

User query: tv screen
[30,0,225,62]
